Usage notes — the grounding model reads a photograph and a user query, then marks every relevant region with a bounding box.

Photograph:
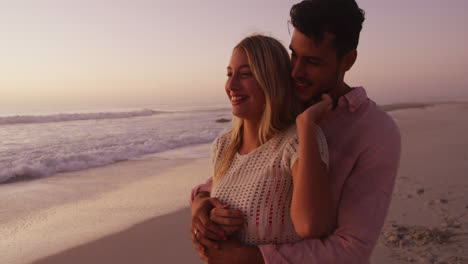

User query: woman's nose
[226,75,240,91]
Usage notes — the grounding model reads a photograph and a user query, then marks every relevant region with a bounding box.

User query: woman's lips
[231,96,248,105]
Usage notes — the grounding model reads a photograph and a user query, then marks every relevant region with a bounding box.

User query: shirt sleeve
[259,126,401,264]
[189,135,220,206]
[284,130,299,170]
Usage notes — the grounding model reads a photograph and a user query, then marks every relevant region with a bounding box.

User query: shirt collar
[337,86,368,112]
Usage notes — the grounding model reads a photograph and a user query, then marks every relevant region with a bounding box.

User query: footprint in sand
[425,199,449,207]
[417,188,424,195]
[437,199,449,205]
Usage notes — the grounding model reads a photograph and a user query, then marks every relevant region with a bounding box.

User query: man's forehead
[290,29,336,53]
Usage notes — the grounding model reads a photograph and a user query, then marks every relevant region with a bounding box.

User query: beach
[371,103,468,263]
[1,102,467,264]
[0,148,210,264]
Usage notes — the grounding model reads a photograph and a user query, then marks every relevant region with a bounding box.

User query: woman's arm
[291,126,333,238]
[291,95,334,238]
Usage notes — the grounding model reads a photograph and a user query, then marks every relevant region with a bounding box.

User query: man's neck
[329,82,352,108]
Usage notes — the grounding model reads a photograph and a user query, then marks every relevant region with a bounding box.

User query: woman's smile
[230,95,249,105]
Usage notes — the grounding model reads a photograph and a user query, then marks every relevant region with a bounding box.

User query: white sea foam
[0,108,232,183]
[0,109,168,126]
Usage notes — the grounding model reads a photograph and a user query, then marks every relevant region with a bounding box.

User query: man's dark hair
[290,0,365,59]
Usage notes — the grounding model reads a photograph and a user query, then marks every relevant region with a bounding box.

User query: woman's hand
[210,205,244,236]
[296,94,332,134]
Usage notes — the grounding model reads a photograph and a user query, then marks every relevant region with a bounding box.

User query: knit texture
[211,125,328,245]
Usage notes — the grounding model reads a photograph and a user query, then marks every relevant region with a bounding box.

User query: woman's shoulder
[278,124,327,147]
[211,132,231,153]
[278,125,298,143]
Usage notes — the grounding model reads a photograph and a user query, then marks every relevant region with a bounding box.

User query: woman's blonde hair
[212,35,299,187]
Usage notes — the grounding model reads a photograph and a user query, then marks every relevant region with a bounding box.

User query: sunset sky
[1,0,467,113]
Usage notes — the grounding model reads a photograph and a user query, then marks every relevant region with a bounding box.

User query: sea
[0,104,232,184]
[2,94,467,184]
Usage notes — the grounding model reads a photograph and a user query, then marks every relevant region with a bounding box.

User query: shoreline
[2,101,464,186]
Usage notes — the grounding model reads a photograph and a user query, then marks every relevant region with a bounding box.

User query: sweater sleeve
[284,125,329,170]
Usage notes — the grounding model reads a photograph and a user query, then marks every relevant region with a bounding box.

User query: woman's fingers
[210,208,244,226]
[220,225,242,236]
[209,197,225,208]
[210,207,244,219]
[199,214,226,239]
[321,93,332,102]
[210,214,244,226]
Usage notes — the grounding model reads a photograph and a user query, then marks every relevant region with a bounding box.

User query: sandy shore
[2,102,467,264]
[371,103,468,264]
[33,208,202,264]
[0,148,210,264]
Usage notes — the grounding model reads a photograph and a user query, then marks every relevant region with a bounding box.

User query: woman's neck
[239,119,261,155]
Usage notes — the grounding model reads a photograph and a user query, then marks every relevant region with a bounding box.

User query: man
[190,0,401,263]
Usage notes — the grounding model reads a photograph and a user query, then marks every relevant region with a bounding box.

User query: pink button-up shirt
[190,87,401,264]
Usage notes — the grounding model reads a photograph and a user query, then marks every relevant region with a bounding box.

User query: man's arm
[190,177,213,206]
[257,129,401,264]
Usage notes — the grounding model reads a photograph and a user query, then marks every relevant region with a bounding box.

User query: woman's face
[225,48,266,121]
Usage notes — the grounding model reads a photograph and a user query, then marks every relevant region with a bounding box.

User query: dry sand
[371,103,468,264]
[2,103,467,264]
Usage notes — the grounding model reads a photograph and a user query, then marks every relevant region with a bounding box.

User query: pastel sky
[1,0,467,112]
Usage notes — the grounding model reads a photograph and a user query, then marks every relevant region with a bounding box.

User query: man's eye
[306,60,320,66]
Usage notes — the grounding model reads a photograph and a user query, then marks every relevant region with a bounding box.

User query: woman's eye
[227,73,233,77]
[241,72,252,76]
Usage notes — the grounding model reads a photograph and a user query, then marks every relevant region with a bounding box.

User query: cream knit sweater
[211,125,328,245]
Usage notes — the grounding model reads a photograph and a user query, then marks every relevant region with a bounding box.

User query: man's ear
[342,49,357,72]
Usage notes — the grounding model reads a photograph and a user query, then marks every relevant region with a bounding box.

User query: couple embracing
[190,1,401,263]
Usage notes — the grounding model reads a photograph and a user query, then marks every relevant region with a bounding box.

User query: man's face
[289,29,342,104]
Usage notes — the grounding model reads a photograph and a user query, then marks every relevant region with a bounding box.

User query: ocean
[0,106,232,184]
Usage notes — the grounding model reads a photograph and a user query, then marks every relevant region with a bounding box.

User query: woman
[192,35,333,247]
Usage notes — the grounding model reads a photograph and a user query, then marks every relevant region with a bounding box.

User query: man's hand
[199,238,265,264]
[191,193,227,252]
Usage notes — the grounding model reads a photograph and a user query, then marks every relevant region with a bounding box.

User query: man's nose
[291,59,305,79]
